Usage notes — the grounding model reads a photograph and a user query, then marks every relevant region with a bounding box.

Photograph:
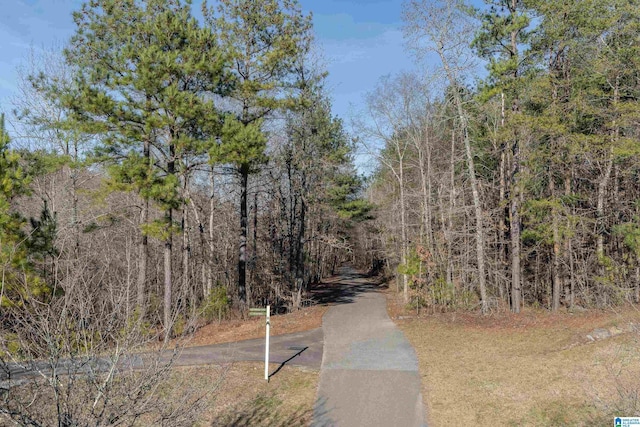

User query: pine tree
[0,114,27,237]
[472,0,532,312]
[27,200,59,284]
[61,0,229,335]
[206,0,312,305]
[0,114,48,307]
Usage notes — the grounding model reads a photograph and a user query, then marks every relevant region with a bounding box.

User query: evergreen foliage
[366,0,640,311]
[0,114,49,307]
[205,0,313,303]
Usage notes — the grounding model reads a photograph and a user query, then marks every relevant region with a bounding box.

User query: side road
[168,327,323,370]
[313,268,426,426]
[1,328,323,384]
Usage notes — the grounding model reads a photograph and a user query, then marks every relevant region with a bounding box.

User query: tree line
[364,0,640,313]
[1,0,369,347]
[1,0,373,423]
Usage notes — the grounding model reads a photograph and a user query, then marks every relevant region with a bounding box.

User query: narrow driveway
[313,268,426,426]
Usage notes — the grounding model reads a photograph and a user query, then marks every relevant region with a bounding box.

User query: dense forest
[1,0,371,333]
[365,0,640,314]
[0,1,371,423]
[1,0,640,423]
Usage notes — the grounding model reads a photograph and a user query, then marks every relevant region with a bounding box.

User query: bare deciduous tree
[403,0,489,312]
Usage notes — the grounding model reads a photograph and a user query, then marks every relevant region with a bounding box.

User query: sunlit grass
[394,304,640,426]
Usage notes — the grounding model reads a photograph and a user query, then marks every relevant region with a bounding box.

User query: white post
[265,305,270,382]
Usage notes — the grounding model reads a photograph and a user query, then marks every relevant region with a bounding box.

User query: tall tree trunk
[288,162,296,293]
[399,158,409,303]
[71,169,80,259]
[596,156,614,263]
[295,168,308,308]
[510,161,522,313]
[569,239,576,308]
[164,141,175,339]
[446,84,488,312]
[550,173,561,311]
[164,225,172,338]
[597,77,618,265]
[507,0,523,314]
[435,41,488,312]
[447,130,456,286]
[238,165,249,305]
[136,137,150,312]
[137,200,148,309]
[467,124,488,314]
[249,190,258,307]
[498,94,508,302]
[564,173,574,307]
[207,168,216,298]
[187,187,208,300]
[181,198,190,310]
[416,128,433,254]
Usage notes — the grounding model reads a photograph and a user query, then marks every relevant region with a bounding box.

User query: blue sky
[300,0,415,120]
[0,0,415,124]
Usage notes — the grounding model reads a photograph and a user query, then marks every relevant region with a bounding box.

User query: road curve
[313,268,426,426]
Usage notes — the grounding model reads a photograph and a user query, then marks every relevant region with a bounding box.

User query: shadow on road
[309,266,386,307]
[268,346,308,379]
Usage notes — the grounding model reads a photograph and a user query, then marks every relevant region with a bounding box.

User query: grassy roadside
[389,294,640,426]
[162,362,318,426]
[171,306,326,425]
[137,290,328,424]
[176,303,326,425]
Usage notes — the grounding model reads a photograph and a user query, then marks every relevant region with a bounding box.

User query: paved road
[3,268,426,426]
[170,327,323,371]
[0,328,323,385]
[313,269,426,426]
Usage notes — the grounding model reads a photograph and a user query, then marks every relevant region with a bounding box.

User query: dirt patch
[387,290,640,426]
[185,305,327,347]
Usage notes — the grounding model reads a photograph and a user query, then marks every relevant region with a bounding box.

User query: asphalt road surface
[0,328,323,386]
[169,327,323,371]
[2,267,426,427]
[313,268,426,427]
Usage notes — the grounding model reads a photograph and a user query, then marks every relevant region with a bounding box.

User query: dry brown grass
[159,306,325,424]
[388,293,640,426]
[1,362,318,426]
[165,362,318,426]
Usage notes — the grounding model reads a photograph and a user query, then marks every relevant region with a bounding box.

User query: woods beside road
[366,0,640,314]
[2,0,640,424]
[0,0,371,423]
